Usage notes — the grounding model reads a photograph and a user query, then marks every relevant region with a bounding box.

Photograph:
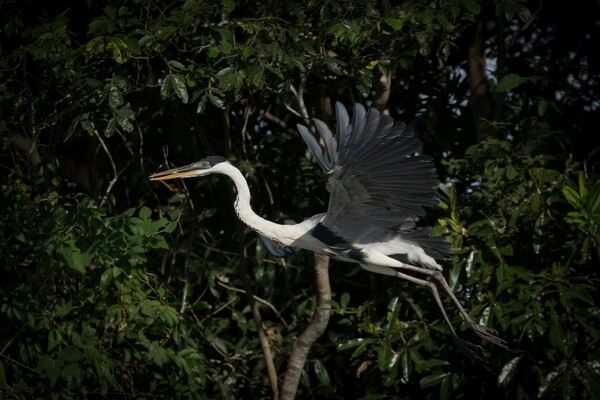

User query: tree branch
[280,253,331,400]
[373,67,392,112]
[467,17,494,141]
[94,129,119,208]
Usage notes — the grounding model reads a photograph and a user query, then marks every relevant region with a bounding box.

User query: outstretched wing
[297,102,444,251]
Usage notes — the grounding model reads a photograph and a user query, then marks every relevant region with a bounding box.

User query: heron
[150,102,506,363]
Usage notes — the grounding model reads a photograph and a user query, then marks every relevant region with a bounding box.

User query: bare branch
[94,129,119,208]
[216,278,289,328]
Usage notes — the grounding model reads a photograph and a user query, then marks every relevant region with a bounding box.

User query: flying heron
[150,102,506,362]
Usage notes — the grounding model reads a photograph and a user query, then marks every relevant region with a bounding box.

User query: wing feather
[298,102,445,249]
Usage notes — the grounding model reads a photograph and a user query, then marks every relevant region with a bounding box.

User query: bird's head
[149,156,229,181]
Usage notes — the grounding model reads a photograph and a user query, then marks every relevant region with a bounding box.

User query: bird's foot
[470,323,508,349]
[452,337,492,370]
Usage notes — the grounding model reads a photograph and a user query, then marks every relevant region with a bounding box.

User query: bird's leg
[390,263,507,349]
[430,270,507,348]
[360,252,507,349]
[360,263,491,367]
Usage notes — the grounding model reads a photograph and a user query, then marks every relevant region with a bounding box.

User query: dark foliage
[1,1,598,398]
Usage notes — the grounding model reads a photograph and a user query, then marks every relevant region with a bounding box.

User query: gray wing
[297,102,442,247]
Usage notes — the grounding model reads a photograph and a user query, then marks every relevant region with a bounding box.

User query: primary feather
[297,102,448,257]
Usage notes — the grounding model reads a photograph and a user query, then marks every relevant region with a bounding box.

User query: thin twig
[289,82,309,120]
[216,278,289,329]
[261,109,287,129]
[180,278,188,314]
[94,129,119,208]
[197,297,238,325]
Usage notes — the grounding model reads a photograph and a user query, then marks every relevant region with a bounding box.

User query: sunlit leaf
[497,356,522,387]
[171,74,189,104]
[420,372,451,388]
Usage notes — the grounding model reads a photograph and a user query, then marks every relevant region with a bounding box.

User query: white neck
[218,163,303,246]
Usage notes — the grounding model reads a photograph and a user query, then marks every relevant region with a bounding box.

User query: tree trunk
[280,253,331,399]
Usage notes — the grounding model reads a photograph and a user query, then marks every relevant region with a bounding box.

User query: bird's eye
[200,161,210,168]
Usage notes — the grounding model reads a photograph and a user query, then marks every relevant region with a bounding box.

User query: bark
[493,14,507,122]
[467,17,494,141]
[373,67,392,112]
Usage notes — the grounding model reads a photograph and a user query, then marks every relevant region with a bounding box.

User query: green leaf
[108,86,123,109]
[207,93,224,108]
[505,165,518,180]
[531,193,542,213]
[182,0,199,12]
[497,356,522,387]
[115,110,134,132]
[538,369,561,398]
[61,346,83,363]
[164,220,177,233]
[55,301,72,317]
[171,74,189,104]
[105,117,117,137]
[61,363,81,383]
[509,201,527,227]
[80,119,96,135]
[113,75,128,90]
[497,73,532,92]
[58,244,91,274]
[420,371,451,388]
[168,60,186,71]
[562,186,582,209]
[449,262,462,291]
[125,36,141,55]
[340,292,350,309]
[351,339,371,359]
[104,5,117,18]
[415,359,450,371]
[88,18,109,35]
[108,40,125,63]
[139,34,154,47]
[383,17,407,31]
[463,0,480,14]
[148,341,168,366]
[337,338,366,351]
[313,359,331,386]
[48,330,61,352]
[250,69,265,88]
[378,340,393,371]
[221,0,235,13]
[196,94,208,114]
[37,355,60,385]
[440,373,451,400]
[160,74,173,98]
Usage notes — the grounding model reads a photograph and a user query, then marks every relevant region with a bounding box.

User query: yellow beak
[149,163,201,181]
